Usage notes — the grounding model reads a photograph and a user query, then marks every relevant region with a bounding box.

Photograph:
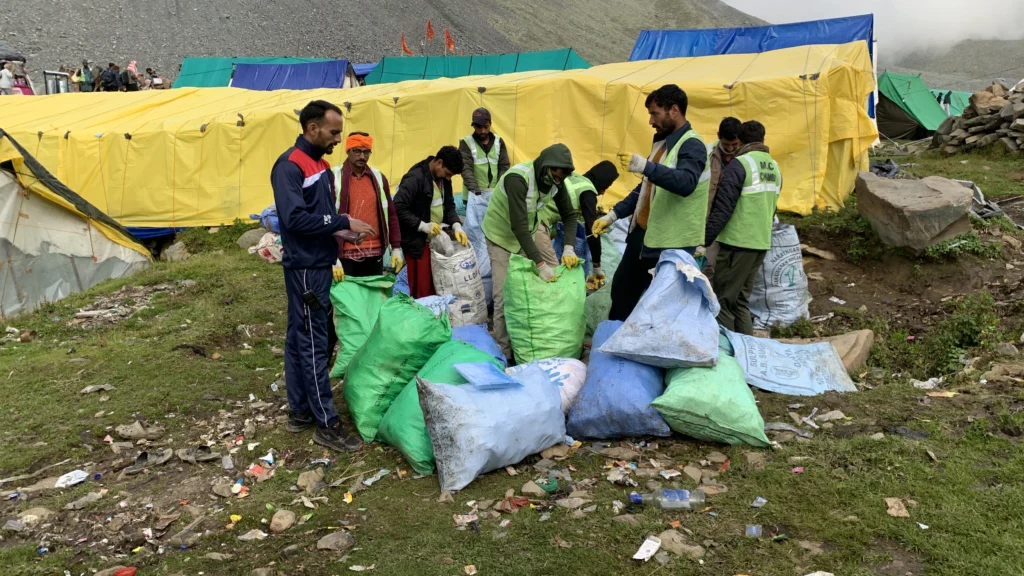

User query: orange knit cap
[345,134,373,152]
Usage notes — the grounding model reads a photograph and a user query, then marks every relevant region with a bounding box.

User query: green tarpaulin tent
[174,57,335,88]
[364,48,590,85]
[877,71,949,140]
[930,89,973,118]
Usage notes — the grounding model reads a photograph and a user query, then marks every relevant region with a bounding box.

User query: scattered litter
[884,498,910,518]
[927,450,939,462]
[453,514,478,530]
[505,466,518,476]
[362,469,390,487]
[554,535,573,549]
[66,492,104,510]
[3,520,25,533]
[745,525,762,538]
[917,523,929,530]
[349,566,375,572]
[600,446,640,460]
[912,378,942,390]
[55,470,88,489]
[632,535,662,562]
[438,491,455,504]
[792,467,805,474]
[463,566,478,576]
[259,450,275,465]
[659,469,681,480]
[870,432,886,441]
[751,497,768,508]
[815,410,846,423]
[344,493,353,504]
[237,529,268,541]
[829,296,847,306]
[765,422,814,439]
[539,513,551,522]
[927,391,958,398]
[80,384,115,394]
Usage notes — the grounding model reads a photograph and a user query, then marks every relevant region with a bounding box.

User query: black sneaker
[286,413,315,433]
[313,423,362,452]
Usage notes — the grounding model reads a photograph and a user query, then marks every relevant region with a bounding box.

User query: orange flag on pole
[401,33,414,56]
[426,19,435,40]
[444,28,455,52]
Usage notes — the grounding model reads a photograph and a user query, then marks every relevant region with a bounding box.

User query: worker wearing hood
[482,143,581,360]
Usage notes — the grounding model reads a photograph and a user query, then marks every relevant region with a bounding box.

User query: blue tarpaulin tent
[630,15,876,116]
[352,63,377,79]
[232,60,357,90]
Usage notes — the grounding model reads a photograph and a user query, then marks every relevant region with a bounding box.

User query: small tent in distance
[232,60,359,90]
[877,71,948,140]
[364,48,590,85]
[0,131,151,318]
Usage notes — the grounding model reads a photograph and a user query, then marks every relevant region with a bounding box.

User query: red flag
[401,33,414,56]
[444,28,455,52]
[426,19,435,41]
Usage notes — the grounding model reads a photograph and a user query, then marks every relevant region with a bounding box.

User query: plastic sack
[750,224,810,329]
[393,267,410,296]
[377,341,500,475]
[430,237,487,327]
[248,232,283,264]
[506,357,587,414]
[249,204,280,233]
[723,329,857,396]
[465,190,493,306]
[599,250,720,368]
[567,321,670,439]
[344,292,452,442]
[328,275,394,378]
[455,363,521,390]
[653,355,770,447]
[419,364,566,491]
[451,324,507,368]
[503,254,586,363]
[415,294,456,319]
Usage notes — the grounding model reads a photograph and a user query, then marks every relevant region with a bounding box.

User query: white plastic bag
[430,236,487,327]
[506,357,587,414]
[248,232,283,264]
[599,250,720,368]
[418,364,565,491]
[749,224,810,329]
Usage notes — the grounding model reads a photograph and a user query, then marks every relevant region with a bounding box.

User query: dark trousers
[340,255,383,277]
[610,227,659,322]
[283,267,339,428]
[712,244,767,336]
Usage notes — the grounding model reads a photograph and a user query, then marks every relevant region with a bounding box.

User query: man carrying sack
[331,132,403,282]
[482,143,581,360]
[704,120,781,335]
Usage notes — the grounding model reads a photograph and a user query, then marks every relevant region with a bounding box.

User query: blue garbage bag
[552,222,592,277]
[723,329,857,396]
[418,364,565,491]
[465,191,492,306]
[452,324,507,367]
[393,267,410,296]
[567,321,670,439]
[249,205,280,234]
[599,250,720,368]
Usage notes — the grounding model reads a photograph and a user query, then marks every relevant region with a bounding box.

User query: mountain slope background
[0,0,762,82]
[882,39,1024,92]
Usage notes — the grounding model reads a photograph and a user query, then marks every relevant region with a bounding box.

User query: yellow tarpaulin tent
[0,42,875,228]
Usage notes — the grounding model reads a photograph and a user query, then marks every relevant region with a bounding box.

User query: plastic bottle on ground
[628,489,706,510]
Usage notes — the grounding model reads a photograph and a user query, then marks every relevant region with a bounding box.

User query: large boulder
[236,228,266,250]
[856,172,973,254]
[163,241,191,262]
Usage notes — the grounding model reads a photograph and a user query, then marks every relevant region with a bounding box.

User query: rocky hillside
[885,39,1024,92]
[0,0,762,82]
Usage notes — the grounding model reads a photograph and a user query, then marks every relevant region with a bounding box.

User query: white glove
[628,153,648,174]
[537,262,556,282]
[418,221,442,236]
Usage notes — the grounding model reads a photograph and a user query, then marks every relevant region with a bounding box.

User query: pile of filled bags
[332,249,858,492]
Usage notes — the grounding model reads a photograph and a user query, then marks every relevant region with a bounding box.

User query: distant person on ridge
[271,99,375,452]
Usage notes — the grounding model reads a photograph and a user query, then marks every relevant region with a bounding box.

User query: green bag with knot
[344,292,452,442]
[377,340,503,475]
[503,254,586,363]
[653,354,770,447]
[329,275,394,378]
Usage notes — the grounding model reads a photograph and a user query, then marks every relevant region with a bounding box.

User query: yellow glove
[592,214,616,236]
[332,266,345,282]
[390,248,405,274]
[418,221,443,237]
[586,266,606,290]
[455,230,469,247]
[561,246,580,270]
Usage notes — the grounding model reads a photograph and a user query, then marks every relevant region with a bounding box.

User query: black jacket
[393,157,460,259]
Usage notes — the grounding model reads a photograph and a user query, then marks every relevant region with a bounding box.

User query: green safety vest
[644,129,710,249]
[333,166,386,212]
[430,181,444,223]
[539,172,592,229]
[461,134,503,199]
[716,151,781,251]
[482,161,558,254]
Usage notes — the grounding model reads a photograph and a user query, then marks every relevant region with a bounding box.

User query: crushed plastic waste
[55,470,88,489]
[362,469,390,487]
[632,535,662,561]
[751,497,768,508]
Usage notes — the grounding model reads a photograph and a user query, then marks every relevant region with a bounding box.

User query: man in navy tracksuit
[271,100,376,452]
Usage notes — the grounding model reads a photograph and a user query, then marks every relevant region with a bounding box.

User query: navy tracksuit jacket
[271,136,350,428]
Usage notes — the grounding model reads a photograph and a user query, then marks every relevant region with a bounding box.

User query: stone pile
[930,82,1024,154]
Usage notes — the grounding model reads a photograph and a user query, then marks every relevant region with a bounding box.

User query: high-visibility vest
[716,150,781,250]
[333,166,386,212]
[539,172,593,229]
[643,129,710,249]
[482,160,558,254]
[461,134,502,197]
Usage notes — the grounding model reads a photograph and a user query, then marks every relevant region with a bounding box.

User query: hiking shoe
[286,413,315,433]
[313,423,362,452]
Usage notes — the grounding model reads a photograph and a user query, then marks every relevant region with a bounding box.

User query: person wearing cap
[393,146,468,298]
[331,132,403,282]
[482,143,580,360]
[458,107,510,214]
[75,60,94,93]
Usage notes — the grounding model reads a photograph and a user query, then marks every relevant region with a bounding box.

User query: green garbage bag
[344,292,452,442]
[653,354,770,447]
[585,282,613,338]
[377,341,502,475]
[329,275,394,378]
[503,254,586,363]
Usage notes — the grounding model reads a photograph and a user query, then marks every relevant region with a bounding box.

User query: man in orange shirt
[332,132,403,281]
